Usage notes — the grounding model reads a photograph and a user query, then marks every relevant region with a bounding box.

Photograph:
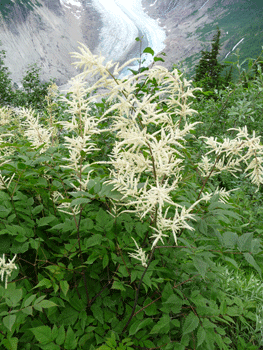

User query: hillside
[0,0,262,85]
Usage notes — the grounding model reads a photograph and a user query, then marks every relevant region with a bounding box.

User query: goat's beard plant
[58,44,263,255]
[1,43,263,348]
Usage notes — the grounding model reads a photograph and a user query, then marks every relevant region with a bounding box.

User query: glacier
[60,0,166,75]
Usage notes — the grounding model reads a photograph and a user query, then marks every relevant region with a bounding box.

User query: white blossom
[0,254,17,289]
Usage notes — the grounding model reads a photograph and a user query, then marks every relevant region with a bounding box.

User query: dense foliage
[193,28,232,98]
[0,42,263,350]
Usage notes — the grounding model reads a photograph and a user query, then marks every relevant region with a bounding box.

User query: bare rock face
[141,0,230,73]
[0,0,101,85]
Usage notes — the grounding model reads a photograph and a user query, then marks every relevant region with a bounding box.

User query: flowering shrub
[0,44,262,350]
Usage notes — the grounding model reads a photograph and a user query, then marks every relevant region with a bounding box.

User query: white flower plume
[0,254,17,289]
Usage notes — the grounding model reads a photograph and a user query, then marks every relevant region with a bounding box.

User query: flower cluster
[0,254,17,289]
[19,107,53,153]
[199,126,263,189]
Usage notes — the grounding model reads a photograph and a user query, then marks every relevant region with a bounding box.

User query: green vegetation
[0,0,41,19]
[193,28,232,96]
[0,41,263,350]
[184,0,263,77]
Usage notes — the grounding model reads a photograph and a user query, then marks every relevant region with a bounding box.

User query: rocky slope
[0,0,262,85]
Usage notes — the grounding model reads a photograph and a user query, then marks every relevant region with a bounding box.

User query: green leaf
[60,280,69,297]
[193,256,207,279]
[154,57,165,62]
[70,197,91,207]
[237,232,253,251]
[143,47,154,56]
[124,221,133,233]
[37,216,56,227]
[243,252,262,277]
[183,312,199,335]
[32,205,44,215]
[129,318,153,335]
[59,307,79,326]
[41,343,60,350]
[38,300,57,308]
[224,256,239,269]
[197,326,206,348]
[64,326,78,350]
[52,325,58,340]
[111,280,126,291]
[90,303,104,324]
[30,326,52,344]
[150,314,170,334]
[3,314,16,331]
[24,294,36,307]
[6,288,23,307]
[22,306,33,315]
[85,234,102,248]
[55,326,65,346]
[33,278,52,289]
[222,231,238,249]
[2,337,18,350]
[143,297,158,316]
[102,254,109,269]
[163,294,182,314]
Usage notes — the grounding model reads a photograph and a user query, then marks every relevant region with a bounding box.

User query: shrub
[0,43,262,350]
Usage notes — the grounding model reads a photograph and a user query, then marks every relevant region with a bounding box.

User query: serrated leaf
[111,280,126,291]
[7,288,22,307]
[60,280,69,297]
[38,300,57,308]
[55,326,65,346]
[129,318,153,335]
[90,303,104,324]
[41,343,60,350]
[64,326,78,350]
[124,221,133,233]
[243,252,262,277]
[197,326,206,347]
[193,256,207,279]
[222,231,238,249]
[237,232,253,251]
[2,337,18,350]
[3,314,16,331]
[32,205,44,215]
[85,234,102,248]
[30,326,52,344]
[22,306,33,315]
[150,314,170,334]
[70,198,91,207]
[24,294,37,307]
[37,216,56,227]
[59,307,79,326]
[102,254,109,269]
[33,278,52,289]
[52,325,58,340]
[183,312,199,335]
[224,256,239,269]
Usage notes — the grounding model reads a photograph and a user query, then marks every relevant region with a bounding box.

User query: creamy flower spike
[57,43,263,252]
[201,127,263,189]
[19,107,53,153]
[0,254,17,289]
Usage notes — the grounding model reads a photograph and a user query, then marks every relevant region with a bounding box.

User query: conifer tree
[0,45,14,106]
[194,28,231,92]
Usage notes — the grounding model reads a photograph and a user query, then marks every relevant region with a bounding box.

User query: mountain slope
[0,0,262,85]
